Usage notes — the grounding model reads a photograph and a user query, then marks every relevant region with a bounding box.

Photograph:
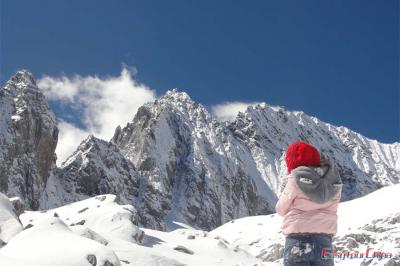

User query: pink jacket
[275,166,342,235]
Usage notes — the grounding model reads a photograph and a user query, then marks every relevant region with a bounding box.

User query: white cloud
[211,102,261,122]
[38,67,156,165]
[55,121,90,164]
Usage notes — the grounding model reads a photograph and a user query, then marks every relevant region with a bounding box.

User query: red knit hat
[285,141,321,174]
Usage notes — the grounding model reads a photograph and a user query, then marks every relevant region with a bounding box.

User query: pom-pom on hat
[285,141,321,174]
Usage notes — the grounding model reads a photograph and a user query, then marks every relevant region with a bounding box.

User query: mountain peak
[246,102,286,114]
[7,70,37,89]
[0,71,58,210]
[161,89,193,103]
[61,134,106,166]
[80,134,100,146]
[148,89,213,123]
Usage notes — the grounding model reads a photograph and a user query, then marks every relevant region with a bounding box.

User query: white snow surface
[0,185,399,265]
[211,184,400,265]
[2,194,270,266]
[0,217,121,266]
[0,193,22,244]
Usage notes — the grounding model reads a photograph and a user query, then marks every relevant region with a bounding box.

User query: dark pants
[283,233,334,266]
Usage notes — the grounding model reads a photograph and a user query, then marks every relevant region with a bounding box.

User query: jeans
[283,233,334,266]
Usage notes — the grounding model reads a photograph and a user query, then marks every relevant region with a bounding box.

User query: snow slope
[0,217,121,266]
[3,194,271,266]
[0,185,399,265]
[211,184,400,265]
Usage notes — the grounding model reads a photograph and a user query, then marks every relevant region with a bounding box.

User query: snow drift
[0,185,398,265]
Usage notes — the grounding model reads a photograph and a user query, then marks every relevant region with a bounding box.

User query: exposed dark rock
[78,207,89,214]
[131,228,145,244]
[70,220,86,226]
[173,245,194,255]
[104,261,114,266]
[86,254,97,266]
[389,214,400,224]
[23,224,34,230]
[10,197,25,216]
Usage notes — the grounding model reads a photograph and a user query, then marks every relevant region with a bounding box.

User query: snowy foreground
[0,185,399,266]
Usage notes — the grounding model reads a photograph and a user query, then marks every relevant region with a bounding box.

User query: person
[276,141,342,266]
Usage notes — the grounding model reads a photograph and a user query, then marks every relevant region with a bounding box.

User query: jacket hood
[290,159,342,204]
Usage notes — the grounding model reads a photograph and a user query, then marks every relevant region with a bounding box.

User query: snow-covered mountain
[0,184,398,266]
[110,90,276,230]
[0,71,399,232]
[0,71,58,210]
[40,136,141,209]
[229,103,400,200]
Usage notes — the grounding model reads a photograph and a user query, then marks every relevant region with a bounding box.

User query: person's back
[276,141,342,266]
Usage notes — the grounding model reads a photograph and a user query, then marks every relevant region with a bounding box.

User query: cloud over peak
[38,67,156,165]
[211,101,261,122]
[38,67,262,165]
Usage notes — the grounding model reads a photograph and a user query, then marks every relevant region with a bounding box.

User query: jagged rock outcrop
[0,71,58,210]
[40,136,140,208]
[41,136,166,230]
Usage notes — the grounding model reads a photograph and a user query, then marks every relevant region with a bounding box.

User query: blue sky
[1,0,399,144]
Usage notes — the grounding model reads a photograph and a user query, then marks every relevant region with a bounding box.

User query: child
[276,141,342,266]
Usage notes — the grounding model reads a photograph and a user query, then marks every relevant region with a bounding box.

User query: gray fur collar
[290,160,342,204]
